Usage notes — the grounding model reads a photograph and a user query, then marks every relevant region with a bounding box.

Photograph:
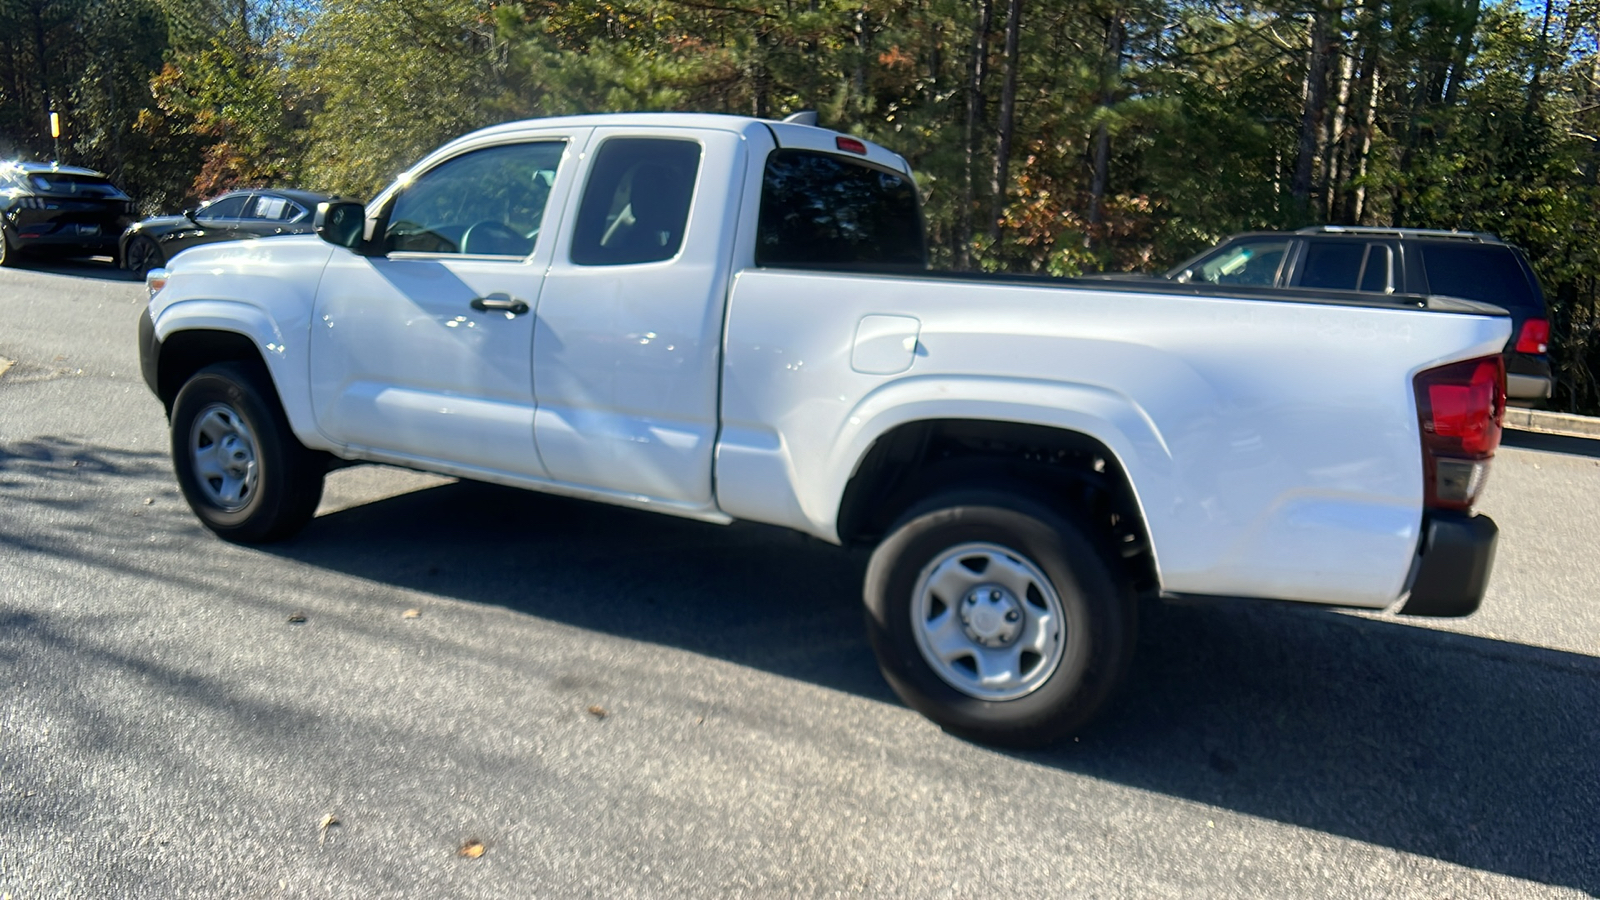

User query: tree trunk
[1323,45,1353,220]
[1088,9,1125,237]
[957,0,993,270]
[1442,0,1480,107]
[986,0,1022,245]
[31,1,52,160]
[1291,0,1336,211]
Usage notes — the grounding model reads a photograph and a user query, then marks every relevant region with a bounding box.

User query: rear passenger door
[1288,238,1398,294]
[531,127,746,510]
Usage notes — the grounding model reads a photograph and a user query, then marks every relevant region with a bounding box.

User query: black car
[1165,226,1554,405]
[0,162,136,266]
[120,188,335,275]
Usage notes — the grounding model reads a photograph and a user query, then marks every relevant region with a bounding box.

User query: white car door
[532,126,745,509]
[309,133,589,476]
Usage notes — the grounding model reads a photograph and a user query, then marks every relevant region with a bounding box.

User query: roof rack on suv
[1296,225,1503,243]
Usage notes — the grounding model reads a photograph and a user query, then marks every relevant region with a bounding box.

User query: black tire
[864,489,1136,748]
[0,225,16,267]
[124,235,164,276]
[170,361,325,543]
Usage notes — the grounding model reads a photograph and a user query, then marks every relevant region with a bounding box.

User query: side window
[570,138,702,266]
[196,193,250,220]
[1298,241,1365,290]
[755,149,926,271]
[385,141,565,256]
[1418,243,1544,312]
[1193,239,1290,286]
[1359,244,1393,292]
[1299,241,1393,292]
[250,194,301,221]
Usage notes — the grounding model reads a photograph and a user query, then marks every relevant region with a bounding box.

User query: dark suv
[1167,226,1553,404]
[0,162,136,266]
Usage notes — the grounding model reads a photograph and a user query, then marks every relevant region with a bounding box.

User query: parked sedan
[0,161,136,266]
[120,188,334,275]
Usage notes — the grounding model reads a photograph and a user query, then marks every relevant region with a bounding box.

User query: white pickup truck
[139,112,1509,746]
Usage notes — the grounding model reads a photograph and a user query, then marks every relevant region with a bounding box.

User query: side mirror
[314,201,369,252]
[1174,268,1193,283]
[181,208,197,222]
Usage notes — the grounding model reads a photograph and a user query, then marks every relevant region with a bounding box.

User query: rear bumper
[1400,511,1498,617]
[1506,352,1552,401]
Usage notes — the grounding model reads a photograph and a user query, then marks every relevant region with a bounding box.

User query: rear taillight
[1415,355,1505,511]
[835,136,867,155]
[1515,318,1549,354]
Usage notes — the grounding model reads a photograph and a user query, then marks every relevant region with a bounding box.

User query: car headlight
[145,267,169,300]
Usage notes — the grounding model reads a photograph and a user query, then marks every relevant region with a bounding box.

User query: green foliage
[6,0,1600,408]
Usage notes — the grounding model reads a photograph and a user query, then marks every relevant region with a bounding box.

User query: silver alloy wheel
[189,402,259,511]
[911,542,1067,701]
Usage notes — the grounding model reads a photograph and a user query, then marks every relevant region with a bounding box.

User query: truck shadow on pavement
[262,477,1600,895]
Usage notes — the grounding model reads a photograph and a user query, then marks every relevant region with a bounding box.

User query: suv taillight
[1515,318,1549,354]
[1415,355,1504,511]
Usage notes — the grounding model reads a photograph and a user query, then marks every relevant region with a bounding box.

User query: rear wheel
[0,225,16,267]
[170,361,325,543]
[864,490,1135,748]
[124,235,164,276]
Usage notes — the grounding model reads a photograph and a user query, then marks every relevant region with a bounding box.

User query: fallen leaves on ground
[401,608,421,619]
[287,613,308,624]
[587,705,608,719]
[458,839,486,858]
[318,814,340,844]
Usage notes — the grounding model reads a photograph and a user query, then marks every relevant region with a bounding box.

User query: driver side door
[309,133,589,477]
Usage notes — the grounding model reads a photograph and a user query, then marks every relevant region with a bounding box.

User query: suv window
[385,141,564,256]
[1417,243,1544,312]
[196,193,251,220]
[1189,238,1289,286]
[1297,240,1393,292]
[756,150,925,270]
[571,138,702,266]
[25,172,127,199]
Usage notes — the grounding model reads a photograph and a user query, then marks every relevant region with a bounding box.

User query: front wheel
[864,490,1135,748]
[124,235,164,276]
[170,361,325,543]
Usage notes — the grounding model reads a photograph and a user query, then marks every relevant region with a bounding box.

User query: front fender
[146,238,336,451]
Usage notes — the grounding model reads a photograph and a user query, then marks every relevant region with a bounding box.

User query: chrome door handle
[470,294,529,315]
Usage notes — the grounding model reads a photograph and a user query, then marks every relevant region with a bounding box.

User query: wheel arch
[154,327,274,412]
[836,417,1161,595]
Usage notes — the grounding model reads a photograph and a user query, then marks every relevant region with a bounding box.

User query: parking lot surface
[2,262,1596,897]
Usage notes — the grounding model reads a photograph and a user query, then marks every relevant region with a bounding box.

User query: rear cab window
[755,149,925,271]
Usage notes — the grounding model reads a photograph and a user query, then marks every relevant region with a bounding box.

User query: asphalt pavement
[2,259,1596,898]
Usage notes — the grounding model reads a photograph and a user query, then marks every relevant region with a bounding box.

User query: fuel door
[851,314,921,375]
